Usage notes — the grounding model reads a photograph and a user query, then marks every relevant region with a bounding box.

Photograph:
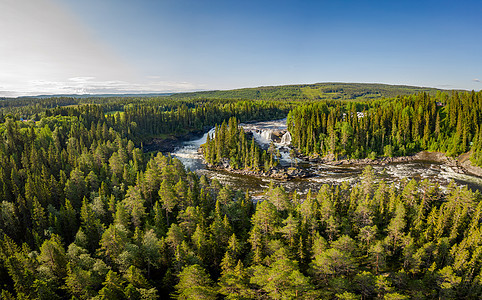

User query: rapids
[172,119,482,195]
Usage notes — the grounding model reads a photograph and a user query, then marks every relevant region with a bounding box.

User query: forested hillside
[170,82,443,101]
[287,91,482,166]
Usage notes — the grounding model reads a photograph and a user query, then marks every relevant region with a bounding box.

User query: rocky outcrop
[272,130,288,143]
[457,152,482,177]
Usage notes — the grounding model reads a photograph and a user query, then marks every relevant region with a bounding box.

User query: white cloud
[0,78,203,97]
[0,0,137,97]
[68,77,97,83]
[473,79,481,83]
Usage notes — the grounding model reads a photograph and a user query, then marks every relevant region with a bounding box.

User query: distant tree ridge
[169,82,447,101]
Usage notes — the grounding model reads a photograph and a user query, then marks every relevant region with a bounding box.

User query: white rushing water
[241,118,288,144]
[240,118,295,165]
[280,131,292,146]
[171,128,215,171]
[172,118,296,170]
[171,118,482,194]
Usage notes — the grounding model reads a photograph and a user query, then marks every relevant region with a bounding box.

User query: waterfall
[207,128,216,139]
[252,129,273,146]
[260,130,273,144]
[280,131,291,146]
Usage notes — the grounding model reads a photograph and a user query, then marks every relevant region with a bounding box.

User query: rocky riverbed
[302,151,482,177]
[205,160,312,180]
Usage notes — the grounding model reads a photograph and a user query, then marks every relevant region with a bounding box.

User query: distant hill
[170,82,454,101]
[11,83,460,101]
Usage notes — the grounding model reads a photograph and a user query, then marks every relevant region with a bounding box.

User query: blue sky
[1,0,481,96]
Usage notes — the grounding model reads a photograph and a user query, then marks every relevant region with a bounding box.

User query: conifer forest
[0,86,482,299]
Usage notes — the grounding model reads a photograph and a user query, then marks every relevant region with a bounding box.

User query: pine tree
[158,179,177,226]
[174,264,217,300]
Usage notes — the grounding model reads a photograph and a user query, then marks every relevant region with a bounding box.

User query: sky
[1,0,481,97]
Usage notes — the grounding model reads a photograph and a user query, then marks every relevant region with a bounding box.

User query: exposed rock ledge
[308,151,482,177]
[205,163,312,180]
[457,151,482,178]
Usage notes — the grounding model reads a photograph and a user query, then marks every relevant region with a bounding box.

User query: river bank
[457,151,482,178]
[204,162,312,180]
[142,128,209,153]
[305,151,482,178]
[205,151,482,181]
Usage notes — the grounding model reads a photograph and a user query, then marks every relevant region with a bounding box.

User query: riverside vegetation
[0,84,481,299]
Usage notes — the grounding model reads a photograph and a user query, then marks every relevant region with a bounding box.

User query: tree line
[287,91,482,166]
[0,96,291,146]
[169,82,442,101]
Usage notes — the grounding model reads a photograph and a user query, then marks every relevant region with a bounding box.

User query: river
[172,119,482,196]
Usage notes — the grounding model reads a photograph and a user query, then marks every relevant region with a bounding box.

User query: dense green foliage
[0,96,290,144]
[2,124,482,299]
[287,91,482,165]
[202,117,279,172]
[0,97,287,298]
[170,82,444,101]
[0,87,482,299]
